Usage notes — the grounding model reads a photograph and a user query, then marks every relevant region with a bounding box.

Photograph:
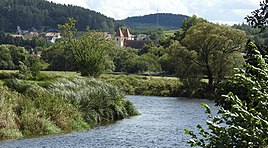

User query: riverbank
[0,72,139,140]
[0,96,217,148]
[0,71,183,97]
[100,74,181,97]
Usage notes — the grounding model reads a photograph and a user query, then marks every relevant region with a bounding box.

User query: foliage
[112,47,138,72]
[0,74,138,140]
[18,61,32,80]
[181,22,246,91]
[100,74,181,97]
[41,41,75,71]
[58,18,77,40]
[58,18,77,72]
[0,33,51,49]
[185,42,268,147]
[125,53,162,74]
[0,45,15,70]
[71,31,114,77]
[121,13,189,31]
[0,0,115,32]
[0,86,23,139]
[232,23,267,46]
[245,0,268,30]
[48,77,139,125]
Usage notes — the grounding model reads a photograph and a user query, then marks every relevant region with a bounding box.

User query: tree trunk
[206,64,213,92]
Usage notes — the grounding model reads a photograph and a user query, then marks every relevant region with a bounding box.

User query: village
[6,26,158,50]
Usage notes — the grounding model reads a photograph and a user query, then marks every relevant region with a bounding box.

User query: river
[0,95,217,148]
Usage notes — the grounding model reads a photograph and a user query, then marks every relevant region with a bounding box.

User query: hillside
[119,13,189,31]
[0,0,115,32]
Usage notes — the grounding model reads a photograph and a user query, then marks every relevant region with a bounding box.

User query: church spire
[124,28,131,40]
[115,27,124,37]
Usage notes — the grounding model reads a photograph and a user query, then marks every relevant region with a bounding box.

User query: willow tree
[181,22,246,91]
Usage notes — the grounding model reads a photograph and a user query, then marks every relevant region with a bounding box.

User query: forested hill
[0,0,115,32]
[120,13,189,31]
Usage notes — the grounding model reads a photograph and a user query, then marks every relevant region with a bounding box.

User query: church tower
[115,28,124,47]
[124,28,132,41]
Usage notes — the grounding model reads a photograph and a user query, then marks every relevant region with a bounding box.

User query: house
[45,32,61,43]
[103,32,112,40]
[114,28,157,49]
[10,34,24,39]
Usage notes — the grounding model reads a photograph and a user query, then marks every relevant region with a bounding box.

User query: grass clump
[49,77,139,125]
[0,75,138,140]
[0,86,23,140]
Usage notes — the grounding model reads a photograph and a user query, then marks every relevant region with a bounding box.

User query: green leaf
[184,129,190,134]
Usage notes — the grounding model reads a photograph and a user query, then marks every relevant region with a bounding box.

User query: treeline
[233,23,268,48]
[0,0,115,32]
[120,13,189,31]
[0,33,51,49]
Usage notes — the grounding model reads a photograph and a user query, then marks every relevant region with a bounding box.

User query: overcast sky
[49,0,260,25]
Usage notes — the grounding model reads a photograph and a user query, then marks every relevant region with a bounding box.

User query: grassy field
[100,74,181,97]
[163,29,179,37]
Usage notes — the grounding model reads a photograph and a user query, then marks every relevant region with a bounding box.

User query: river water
[0,95,217,148]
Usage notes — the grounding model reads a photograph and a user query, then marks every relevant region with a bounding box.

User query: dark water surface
[0,95,217,148]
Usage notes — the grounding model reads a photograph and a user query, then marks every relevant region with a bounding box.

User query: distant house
[22,31,39,39]
[136,34,147,41]
[10,34,24,39]
[30,50,42,57]
[114,28,157,49]
[103,32,112,40]
[45,32,61,43]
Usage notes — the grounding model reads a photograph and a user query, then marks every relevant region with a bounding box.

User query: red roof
[124,28,131,38]
[115,28,123,37]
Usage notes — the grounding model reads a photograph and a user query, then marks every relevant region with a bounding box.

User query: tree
[113,47,138,72]
[185,41,268,147]
[71,31,113,77]
[125,53,161,73]
[181,22,246,91]
[0,45,15,69]
[58,18,77,72]
[41,42,75,71]
[8,45,28,68]
[245,0,268,30]
[185,2,268,146]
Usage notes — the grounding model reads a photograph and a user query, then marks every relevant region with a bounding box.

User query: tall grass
[1,76,138,140]
[49,77,139,125]
[0,86,23,140]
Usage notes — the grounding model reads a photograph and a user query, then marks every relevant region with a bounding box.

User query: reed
[0,76,138,140]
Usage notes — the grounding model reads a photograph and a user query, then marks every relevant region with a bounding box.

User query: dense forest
[0,0,115,32]
[119,13,189,31]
